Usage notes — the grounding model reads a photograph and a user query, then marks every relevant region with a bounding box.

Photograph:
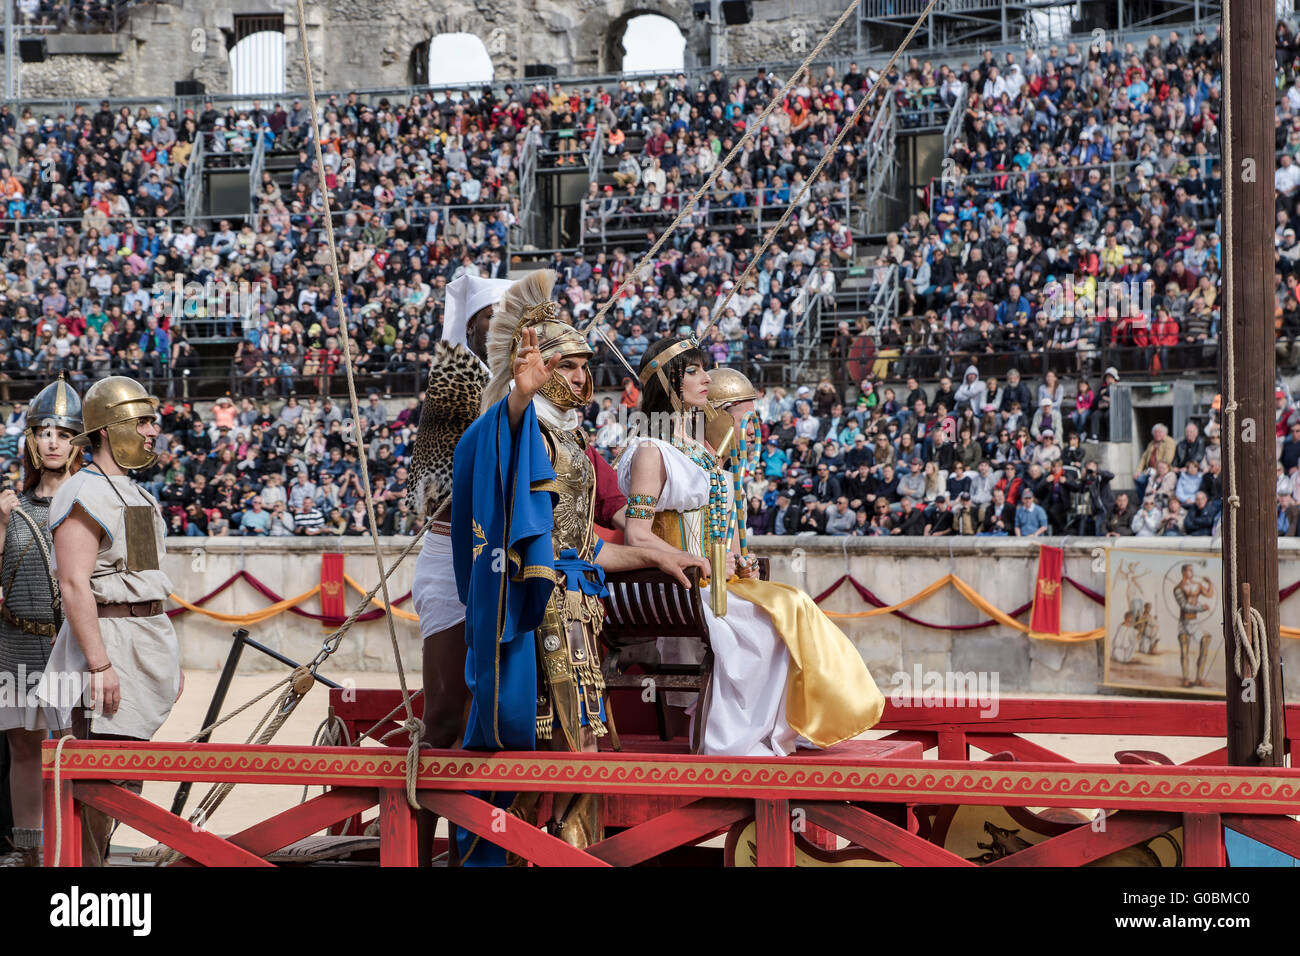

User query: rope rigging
[44,1,950,862]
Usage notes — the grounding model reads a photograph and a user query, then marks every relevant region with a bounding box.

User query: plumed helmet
[480,269,593,413]
[707,367,759,410]
[27,373,83,434]
[72,376,160,470]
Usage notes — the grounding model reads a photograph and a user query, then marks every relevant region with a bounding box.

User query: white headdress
[441,274,513,349]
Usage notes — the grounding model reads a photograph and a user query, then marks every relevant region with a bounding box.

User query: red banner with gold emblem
[1029,544,1063,637]
[320,553,345,624]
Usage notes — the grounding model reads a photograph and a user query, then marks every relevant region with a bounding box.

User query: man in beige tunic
[37,376,180,865]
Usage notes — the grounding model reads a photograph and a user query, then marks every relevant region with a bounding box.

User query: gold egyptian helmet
[707,367,758,411]
[25,373,83,473]
[705,367,758,460]
[71,375,160,470]
[480,268,594,413]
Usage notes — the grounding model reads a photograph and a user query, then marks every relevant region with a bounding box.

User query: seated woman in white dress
[615,335,884,757]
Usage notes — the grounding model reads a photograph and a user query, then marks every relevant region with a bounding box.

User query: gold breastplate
[535,420,605,748]
[540,422,595,559]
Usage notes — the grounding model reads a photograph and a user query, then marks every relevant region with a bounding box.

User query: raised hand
[512,326,561,401]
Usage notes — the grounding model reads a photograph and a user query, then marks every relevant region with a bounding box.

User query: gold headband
[638,336,701,387]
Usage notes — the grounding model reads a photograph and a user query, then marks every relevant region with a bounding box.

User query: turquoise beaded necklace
[669,428,726,555]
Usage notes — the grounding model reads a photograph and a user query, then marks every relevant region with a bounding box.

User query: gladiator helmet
[481,269,594,413]
[25,373,83,472]
[72,376,160,470]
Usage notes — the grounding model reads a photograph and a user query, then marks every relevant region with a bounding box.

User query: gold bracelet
[626,505,655,521]
[88,662,113,674]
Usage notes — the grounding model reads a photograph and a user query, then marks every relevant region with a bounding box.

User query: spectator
[1014,489,1049,536]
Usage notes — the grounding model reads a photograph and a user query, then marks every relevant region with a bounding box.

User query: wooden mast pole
[1222,0,1284,766]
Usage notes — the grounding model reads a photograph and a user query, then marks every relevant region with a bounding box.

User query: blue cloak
[450,395,557,865]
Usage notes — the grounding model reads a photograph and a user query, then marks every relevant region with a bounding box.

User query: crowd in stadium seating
[8,18,1300,540]
[0,349,1277,540]
[921,24,1226,384]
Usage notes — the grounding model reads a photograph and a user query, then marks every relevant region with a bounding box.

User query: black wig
[636,336,709,419]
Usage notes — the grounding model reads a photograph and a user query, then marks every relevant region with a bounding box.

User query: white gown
[616,437,797,757]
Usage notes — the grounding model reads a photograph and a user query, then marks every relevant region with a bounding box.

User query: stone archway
[573,0,703,74]
[394,11,513,90]
[610,11,688,74]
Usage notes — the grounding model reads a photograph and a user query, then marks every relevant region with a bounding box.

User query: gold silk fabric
[641,438,884,749]
[729,577,886,749]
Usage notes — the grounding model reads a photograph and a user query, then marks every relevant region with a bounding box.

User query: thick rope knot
[1228,494,1241,508]
[403,716,426,810]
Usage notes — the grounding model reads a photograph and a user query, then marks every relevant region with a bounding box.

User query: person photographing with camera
[1067,460,1115,536]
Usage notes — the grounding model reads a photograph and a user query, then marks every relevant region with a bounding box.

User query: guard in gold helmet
[704,366,759,462]
[36,376,178,866]
[71,376,161,471]
[707,367,759,412]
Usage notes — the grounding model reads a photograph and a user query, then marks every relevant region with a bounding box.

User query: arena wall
[163,536,1300,701]
[13,0,856,99]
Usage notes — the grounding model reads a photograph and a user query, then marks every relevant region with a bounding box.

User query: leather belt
[431,520,451,537]
[0,602,56,638]
[97,600,164,619]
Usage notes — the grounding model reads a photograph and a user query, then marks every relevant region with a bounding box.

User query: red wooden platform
[38,694,1300,867]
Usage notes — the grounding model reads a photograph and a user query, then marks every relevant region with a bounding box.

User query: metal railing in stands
[248,133,266,219]
[5,326,1272,409]
[823,266,899,336]
[856,4,1220,60]
[857,338,1248,387]
[3,13,1225,118]
[587,123,604,182]
[895,90,952,132]
[942,82,967,155]
[858,94,898,235]
[1,53,869,121]
[579,186,851,247]
[788,287,828,385]
[0,197,515,251]
[14,0,139,35]
[184,133,204,225]
[926,153,1223,222]
[534,126,596,167]
[515,131,539,248]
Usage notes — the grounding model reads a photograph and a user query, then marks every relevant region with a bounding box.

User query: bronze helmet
[71,376,160,470]
[707,367,759,411]
[514,300,594,410]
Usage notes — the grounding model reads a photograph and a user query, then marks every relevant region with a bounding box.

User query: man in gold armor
[452,270,705,862]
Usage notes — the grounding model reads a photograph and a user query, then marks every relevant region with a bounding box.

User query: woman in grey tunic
[0,376,82,867]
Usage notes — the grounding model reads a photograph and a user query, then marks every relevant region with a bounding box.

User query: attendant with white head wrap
[408,274,513,710]
[406,272,513,862]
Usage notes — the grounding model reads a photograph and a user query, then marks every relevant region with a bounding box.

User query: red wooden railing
[38,695,1300,867]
